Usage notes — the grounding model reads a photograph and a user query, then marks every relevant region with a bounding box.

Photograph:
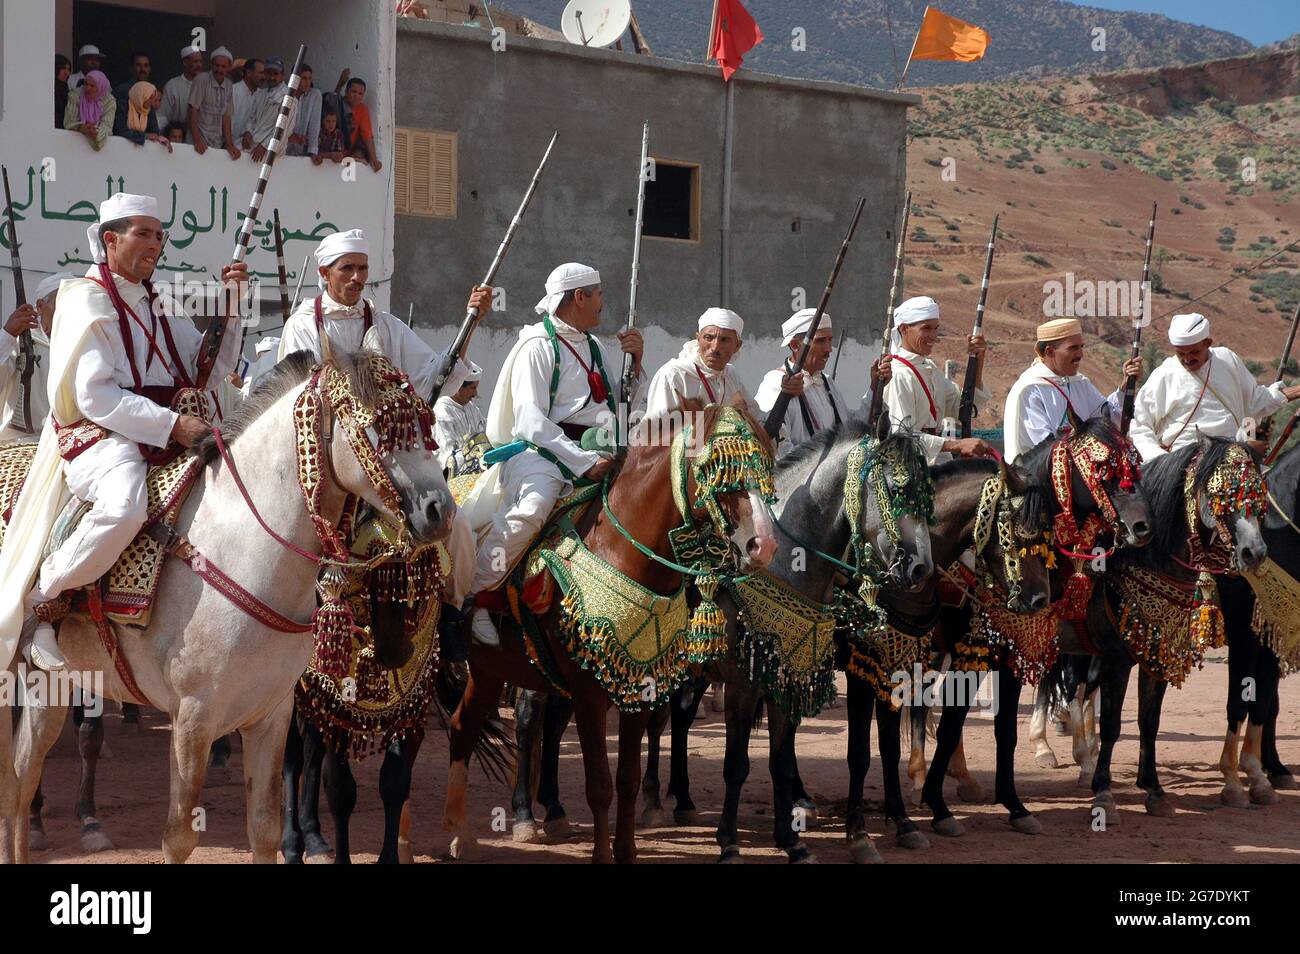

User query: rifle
[621,121,650,445]
[1262,298,1300,465]
[1119,201,1157,436]
[866,190,912,428]
[196,44,308,389]
[289,251,310,313]
[1255,299,1300,444]
[958,214,999,438]
[430,131,558,401]
[1,165,35,434]
[272,208,290,322]
[763,196,866,440]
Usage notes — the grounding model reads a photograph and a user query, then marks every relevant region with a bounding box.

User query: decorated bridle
[1180,443,1267,576]
[963,468,1054,610]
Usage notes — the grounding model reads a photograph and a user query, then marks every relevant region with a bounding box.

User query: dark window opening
[642,160,698,241]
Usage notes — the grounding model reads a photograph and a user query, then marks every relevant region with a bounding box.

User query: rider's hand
[584,455,617,481]
[779,372,805,397]
[4,304,39,337]
[171,414,211,447]
[942,437,996,458]
[467,284,493,316]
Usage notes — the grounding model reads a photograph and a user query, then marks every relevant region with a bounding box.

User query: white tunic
[644,340,752,421]
[1131,347,1287,461]
[879,348,989,464]
[1003,360,1120,463]
[231,80,258,144]
[755,362,850,457]
[0,328,50,443]
[278,292,470,400]
[433,395,485,470]
[159,74,193,138]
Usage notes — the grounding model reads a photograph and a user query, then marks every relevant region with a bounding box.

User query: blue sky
[1081,0,1299,45]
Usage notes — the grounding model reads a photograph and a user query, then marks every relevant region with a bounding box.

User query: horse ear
[1065,402,1084,434]
[1005,462,1032,496]
[876,409,892,442]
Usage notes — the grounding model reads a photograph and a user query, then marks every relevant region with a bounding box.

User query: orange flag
[910,5,990,63]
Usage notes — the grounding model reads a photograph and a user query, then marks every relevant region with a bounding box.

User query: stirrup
[28,623,68,672]
[471,608,500,648]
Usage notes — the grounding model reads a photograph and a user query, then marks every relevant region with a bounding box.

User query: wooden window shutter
[431,132,457,218]
[393,127,411,213]
[394,127,456,218]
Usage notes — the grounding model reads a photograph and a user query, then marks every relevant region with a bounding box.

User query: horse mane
[930,456,1049,536]
[777,412,926,486]
[193,350,317,463]
[1138,437,1244,563]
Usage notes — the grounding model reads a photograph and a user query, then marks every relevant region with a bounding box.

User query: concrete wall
[392,18,915,409]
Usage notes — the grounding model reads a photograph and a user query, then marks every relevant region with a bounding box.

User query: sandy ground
[26,647,1299,864]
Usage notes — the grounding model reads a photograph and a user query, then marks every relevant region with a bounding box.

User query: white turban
[891,296,941,353]
[315,229,369,288]
[181,45,201,58]
[535,262,601,316]
[463,359,483,383]
[210,46,233,63]
[85,192,160,265]
[781,308,831,347]
[698,307,743,336]
[33,272,76,305]
[1168,313,1210,347]
[254,335,280,356]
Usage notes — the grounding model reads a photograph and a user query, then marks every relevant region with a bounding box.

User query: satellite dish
[561,0,632,48]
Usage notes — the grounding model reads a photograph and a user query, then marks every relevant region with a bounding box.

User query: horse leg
[1135,668,1174,817]
[767,706,815,863]
[280,712,306,864]
[28,778,47,853]
[1241,642,1281,804]
[161,704,216,864]
[1028,664,1060,768]
[322,744,357,864]
[394,731,424,863]
[511,688,545,843]
[921,689,970,837]
[948,736,985,802]
[72,702,114,853]
[9,694,68,865]
[0,699,14,864]
[298,715,333,861]
[906,699,929,804]
[1090,654,1131,826]
[639,699,671,829]
[443,664,505,861]
[571,692,614,864]
[614,709,650,864]
[538,694,573,840]
[716,677,761,863]
[992,669,1039,833]
[1257,648,1295,788]
[239,693,294,864]
[844,672,882,863]
[378,732,421,863]
[668,679,706,824]
[1069,680,1096,784]
[207,734,233,786]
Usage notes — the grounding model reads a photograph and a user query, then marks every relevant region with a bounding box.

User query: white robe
[433,395,485,471]
[755,362,850,457]
[469,315,645,593]
[1130,347,1287,462]
[0,327,51,443]
[879,348,989,464]
[158,74,194,139]
[1003,360,1121,463]
[644,340,752,421]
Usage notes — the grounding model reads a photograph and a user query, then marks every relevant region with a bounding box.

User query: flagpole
[897,5,929,89]
[706,0,721,58]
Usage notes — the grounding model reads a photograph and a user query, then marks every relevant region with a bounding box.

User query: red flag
[709,0,763,81]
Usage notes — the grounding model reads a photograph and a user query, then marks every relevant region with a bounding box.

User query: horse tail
[431,663,515,785]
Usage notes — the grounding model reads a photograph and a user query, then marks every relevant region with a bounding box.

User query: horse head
[859,413,934,591]
[1189,439,1268,572]
[994,462,1055,613]
[1063,411,1152,549]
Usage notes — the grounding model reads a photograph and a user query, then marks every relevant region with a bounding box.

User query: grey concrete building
[392,17,917,402]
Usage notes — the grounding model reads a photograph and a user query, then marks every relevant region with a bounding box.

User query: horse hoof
[717,846,743,864]
[673,809,700,826]
[1077,765,1096,788]
[1034,751,1059,769]
[512,820,543,843]
[849,836,884,864]
[931,816,964,838]
[448,835,480,861]
[1091,793,1120,826]
[955,780,984,803]
[1145,794,1176,818]
[789,844,818,864]
[1269,773,1298,791]
[1010,814,1042,835]
[28,829,48,853]
[80,828,114,854]
[1220,786,1251,809]
[793,798,818,822]
[398,840,415,865]
[304,850,335,864]
[896,828,930,851]
[638,807,669,829]
[1249,782,1279,806]
[544,816,572,842]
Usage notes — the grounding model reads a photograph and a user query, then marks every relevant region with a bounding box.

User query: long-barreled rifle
[430,131,558,401]
[1119,201,1157,436]
[2,165,35,434]
[958,214,999,438]
[866,190,912,428]
[272,208,290,322]
[620,121,650,445]
[763,196,867,440]
[1263,298,1300,466]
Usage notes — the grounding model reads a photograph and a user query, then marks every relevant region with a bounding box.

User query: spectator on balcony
[114,81,171,152]
[241,57,289,161]
[188,47,240,160]
[55,54,71,128]
[285,64,322,158]
[64,70,115,151]
[231,58,263,145]
[314,109,346,165]
[159,46,204,141]
[112,51,152,100]
[338,77,381,172]
[68,44,105,90]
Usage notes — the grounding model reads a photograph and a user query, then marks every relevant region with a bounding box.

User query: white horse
[0,351,454,863]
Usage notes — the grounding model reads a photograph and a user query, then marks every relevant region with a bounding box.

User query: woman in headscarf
[55,54,71,128]
[63,69,115,150]
[113,81,171,151]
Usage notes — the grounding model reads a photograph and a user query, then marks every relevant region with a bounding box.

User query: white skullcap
[315,229,369,288]
[33,272,76,304]
[698,307,744,336]
[1168,313,1210,347]
[891,296,941,353]
[535,262,601,316]
[255,335,280,356]
[181,45,201,58]
[85,192,160,265]
[781,308,831,347]
[78,45,101,57]
[463,359,482,383]
[210,46,232,62]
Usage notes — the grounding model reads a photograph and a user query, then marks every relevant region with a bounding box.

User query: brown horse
[442,398,778,864]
